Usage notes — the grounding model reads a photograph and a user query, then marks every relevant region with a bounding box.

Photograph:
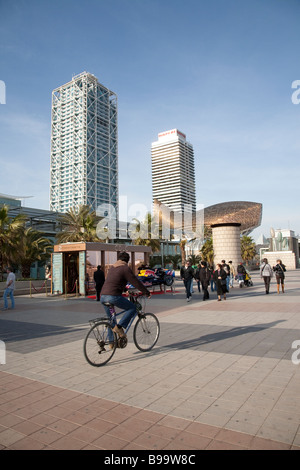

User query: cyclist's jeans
[100,295,136,330]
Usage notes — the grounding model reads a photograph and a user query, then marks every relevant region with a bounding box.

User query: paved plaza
[0,269,300,450]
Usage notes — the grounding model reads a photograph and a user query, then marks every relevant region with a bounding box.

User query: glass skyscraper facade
[151,129,196,212]
[50,72,118,216]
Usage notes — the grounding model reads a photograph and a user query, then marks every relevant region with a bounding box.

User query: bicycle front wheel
[83,321,117,366]
[133,313,160,352]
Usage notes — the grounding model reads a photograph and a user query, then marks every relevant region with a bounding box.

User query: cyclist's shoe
[108,342,115,350]
[113,325,126,338]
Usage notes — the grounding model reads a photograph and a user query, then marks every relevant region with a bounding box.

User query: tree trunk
[21,264,31,279]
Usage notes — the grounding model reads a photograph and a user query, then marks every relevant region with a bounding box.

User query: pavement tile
[44,405,75,419]
[158,415,191,430]
[1,270,300,450]
[134,415,166,433]
[133,431,172,450]
[184,421,220,438]
[214,428,254,447]
[62,410,96,426]
[0,428,25,447]
[134,409,165,423]
[8,436,47,450]
[67,424,105,443]
[12,404,42,420]
[28,412,59,427]
[92,433,129,450]
[107,421,142,442]
[0,413,25,428]
[11,420,42,436]
[206,439,247,450]
[146,423,183,440]
[49,434,87,450]
[29,427,63,445]
[249,436,292,450]
[168,431,212,450]
[84,417,116,433]
[47,419,80,434]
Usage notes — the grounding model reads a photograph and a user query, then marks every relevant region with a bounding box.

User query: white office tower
[50,72,118,216]
[151,129,196,212]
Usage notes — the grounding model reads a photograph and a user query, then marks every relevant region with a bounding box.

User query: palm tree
[131,213,161,253]
[165,254,181,269]
[200,238,214,267]
[11,227,53,278]
[241,235,256,265]
[188,254,201,266]
[56,205,101,243]
[0,205,26,278]
[179,238,187,265]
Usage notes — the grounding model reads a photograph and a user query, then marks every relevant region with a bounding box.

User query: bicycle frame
[89,293,145,335]
[84,292,159,366]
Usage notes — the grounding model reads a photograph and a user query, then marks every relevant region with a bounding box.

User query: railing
[64,280,79,299]
[30,280,49,297]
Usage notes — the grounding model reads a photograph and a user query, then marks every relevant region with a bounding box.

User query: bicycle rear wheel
[133,313,160,352]
[83,321,117,366]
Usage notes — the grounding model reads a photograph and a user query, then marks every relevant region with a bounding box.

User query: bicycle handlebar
[126,289,151,298]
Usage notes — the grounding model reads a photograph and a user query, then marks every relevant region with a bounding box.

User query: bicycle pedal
[118,336,128,349]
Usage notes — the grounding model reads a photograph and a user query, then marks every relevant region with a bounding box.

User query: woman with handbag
[213,263,228,301]
[273,259,286,294]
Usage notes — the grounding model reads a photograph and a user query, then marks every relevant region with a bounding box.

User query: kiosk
[51,242,152,296]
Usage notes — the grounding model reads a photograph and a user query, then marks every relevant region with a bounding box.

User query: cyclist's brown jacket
[101,260,150,296]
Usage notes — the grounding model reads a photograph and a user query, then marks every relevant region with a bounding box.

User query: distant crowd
[1,257,287,312]
[179,258,287,302]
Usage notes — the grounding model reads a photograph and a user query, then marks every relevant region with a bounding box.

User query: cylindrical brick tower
[212,223,242,267]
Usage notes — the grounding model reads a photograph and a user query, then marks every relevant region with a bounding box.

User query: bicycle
[83,290,160,366]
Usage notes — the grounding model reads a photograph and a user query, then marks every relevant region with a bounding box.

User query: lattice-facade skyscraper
[50,72,118,216]
[151,129,196,212]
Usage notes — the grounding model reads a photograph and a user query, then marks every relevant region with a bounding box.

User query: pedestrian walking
[260,258,273,294]
[93,265,105,301]
[228,260,236,288]
[273,259,286,294]
[213,263,228,301]
[199,261,211,301]
[221,260,231,292]
[180,260,194,302]
[194,264,201,293]
[237,262,247,287]
[210,266,216,292]
[2,267,15,311]
[85,273,90,296]
[190,271,195,295]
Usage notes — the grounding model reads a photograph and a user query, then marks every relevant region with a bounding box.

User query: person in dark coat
[213,263,228,301]
[199,261,211,301]
[180,260,194,302]
[93,265,105,301]
[273,259,286,294]
[194,264,201,292]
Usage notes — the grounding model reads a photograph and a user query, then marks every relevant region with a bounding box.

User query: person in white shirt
[2,267,16,310]
[260,258,273,294]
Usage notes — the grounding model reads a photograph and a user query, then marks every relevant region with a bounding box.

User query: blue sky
[0,0,300,240]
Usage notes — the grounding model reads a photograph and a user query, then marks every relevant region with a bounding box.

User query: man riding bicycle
[100,252,151,339]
